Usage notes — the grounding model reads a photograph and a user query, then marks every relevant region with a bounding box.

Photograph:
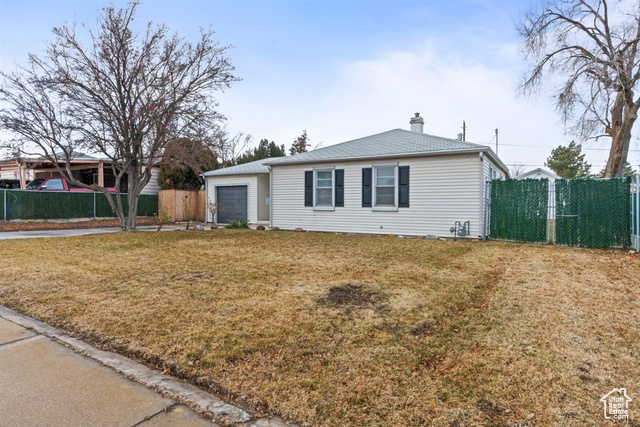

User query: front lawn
[0,230,637,426]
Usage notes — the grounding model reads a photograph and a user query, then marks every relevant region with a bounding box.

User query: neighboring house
[202,159,271,224]
[515,167,559,220]
[204,113,510,238]
[515,167,559,182]
[0,154,161,195]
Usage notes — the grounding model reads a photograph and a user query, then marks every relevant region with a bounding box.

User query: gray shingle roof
[264,129,490,166]
[202,158,270,177]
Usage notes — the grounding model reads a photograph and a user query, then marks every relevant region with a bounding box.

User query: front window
[314,169,334,208]
[374,166,397,208]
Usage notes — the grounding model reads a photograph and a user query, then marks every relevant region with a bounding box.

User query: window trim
[372,163,398,211]
[489,165,497,181]
[313,167,335,211]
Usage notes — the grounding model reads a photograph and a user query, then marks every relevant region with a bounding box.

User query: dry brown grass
[0,217,160,231]
[0,230,638,426]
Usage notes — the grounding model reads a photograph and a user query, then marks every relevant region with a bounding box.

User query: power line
[489,142,640,152]
[504,163,636,167]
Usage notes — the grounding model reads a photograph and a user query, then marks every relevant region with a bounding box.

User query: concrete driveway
[0,225,183,240]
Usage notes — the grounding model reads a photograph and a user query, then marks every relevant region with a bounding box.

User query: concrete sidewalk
[0,225,183,240]
[0,316,218,426]
[0,307,292,426]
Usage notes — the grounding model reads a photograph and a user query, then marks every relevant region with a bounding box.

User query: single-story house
[0,154,161,195]
[204,113,510,238]
[515,167,559,182]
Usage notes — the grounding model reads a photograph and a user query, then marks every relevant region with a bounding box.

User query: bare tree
[0,2,237,229]
[519,0,640,177]
[511,163,527,177]
[216,130,251,167]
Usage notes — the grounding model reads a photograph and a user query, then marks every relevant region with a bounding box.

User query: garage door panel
[216,186,248,223]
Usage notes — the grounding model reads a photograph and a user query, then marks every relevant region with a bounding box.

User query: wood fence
[158,190,205,222]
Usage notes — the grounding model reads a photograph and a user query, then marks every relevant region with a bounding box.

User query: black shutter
[304,171,313,207]
[335,169,344,207]
[398,166,410,207]
[362,168,372,207]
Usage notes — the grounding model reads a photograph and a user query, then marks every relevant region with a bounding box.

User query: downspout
[268,165,273,229]
[480,152,486,241]
[202,174,208,223]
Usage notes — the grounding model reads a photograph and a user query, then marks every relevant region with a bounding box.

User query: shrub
[154,207,173,231]
[225,219,249,229]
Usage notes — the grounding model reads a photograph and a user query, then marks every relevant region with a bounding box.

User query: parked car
[0,179,20,189]
[25,177,117,192]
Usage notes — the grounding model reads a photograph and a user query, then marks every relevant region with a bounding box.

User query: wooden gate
[158,190,205,222]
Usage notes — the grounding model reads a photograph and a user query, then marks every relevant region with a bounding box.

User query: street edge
[0,305,294,427]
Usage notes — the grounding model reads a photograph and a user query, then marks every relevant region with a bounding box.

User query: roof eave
[481,148,511,178]
[264,147,491,167]
[202,170,270,177]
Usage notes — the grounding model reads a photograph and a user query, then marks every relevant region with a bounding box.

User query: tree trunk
[125,192,139,231]
[604,92,638,177]
[123,167,143,231]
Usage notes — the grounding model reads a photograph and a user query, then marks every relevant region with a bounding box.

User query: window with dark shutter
[304,170,313,206]
[335,169,344,207]
[398,166,409,207]
[362,168,372,207]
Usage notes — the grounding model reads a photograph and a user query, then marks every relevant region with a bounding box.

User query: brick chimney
[410,112,424,133]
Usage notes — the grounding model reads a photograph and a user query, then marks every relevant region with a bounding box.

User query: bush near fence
[0,190,158,221]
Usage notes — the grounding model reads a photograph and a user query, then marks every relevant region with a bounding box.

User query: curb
[0,306,293,427]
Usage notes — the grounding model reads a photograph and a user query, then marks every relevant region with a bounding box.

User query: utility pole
[495,128,499,155]
[462,121,466,142]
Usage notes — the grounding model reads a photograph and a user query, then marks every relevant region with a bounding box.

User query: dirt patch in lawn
[321,283,381,307]
[0,231,638,426]
[171,271,212,281]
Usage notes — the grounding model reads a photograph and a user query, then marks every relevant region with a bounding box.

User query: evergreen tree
[236,138,286,164]
[545,141,591,179]
[158,138,218,189]
[289,130,310,155]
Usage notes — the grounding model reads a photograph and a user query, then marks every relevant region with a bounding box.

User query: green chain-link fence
[1,190,158,221]
[633,179,640,251]
[489,178,549,243]
[554,177,631,249]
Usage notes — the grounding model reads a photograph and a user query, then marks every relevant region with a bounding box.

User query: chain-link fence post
[636,174,640,252]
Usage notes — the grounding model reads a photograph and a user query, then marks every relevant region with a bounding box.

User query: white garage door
[216,185,248,223]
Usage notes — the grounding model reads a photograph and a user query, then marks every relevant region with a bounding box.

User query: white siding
[206,174,258,223]
[271,154,484,237]
[0,169,18,179]
[140,167,161,195]
[257,174,270,222]
[522,171,557,182]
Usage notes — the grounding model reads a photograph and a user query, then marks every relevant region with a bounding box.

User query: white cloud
[219,40,606,172]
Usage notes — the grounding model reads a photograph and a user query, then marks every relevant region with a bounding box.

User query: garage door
[216,185,248,223]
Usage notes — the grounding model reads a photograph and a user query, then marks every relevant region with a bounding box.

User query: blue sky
[1,0,638,173]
